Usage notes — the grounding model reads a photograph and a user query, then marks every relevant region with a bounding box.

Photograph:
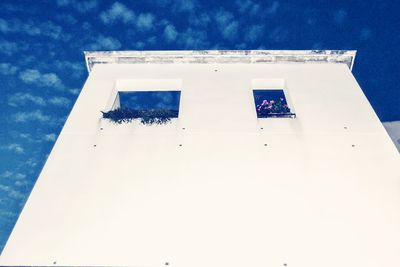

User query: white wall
[1,62,399,267]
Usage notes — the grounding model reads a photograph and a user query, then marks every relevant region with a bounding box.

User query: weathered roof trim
[84,50,357,73]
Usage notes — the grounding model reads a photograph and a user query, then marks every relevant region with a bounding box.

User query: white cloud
[189,13,210,27]
[0,18,8,32]
[164,24,178,42]
[42,73,64,87]
[76,0,98,13]
[235,0,260,15]
[14,110,51,123]
[245,25,264,43]
[172,0,197,12]
[234,43,247,49]
[8,93,46,107]
[312,42,324,50]
[40,21,64,40]
[178,28,209,49]
[0,210,17,219]
[100,4,154,32]
[15,180,29,187]
[360,28,372,41]
[44,133,57,142]
[0,184,25,200]
[214,10,233,28]
[81,21,92,31]
[15,173,27,180]
[57,0,98,13]
[0,62,18,75]
[2,143,24,154]
[88,35,122,50]
[223,21,239,41]
[146,36,157,46]
[334,9,347,24]
[0,39,20,56]
[19,69,64,89]
[15,132,40,144]
[1,171,27,180]
[265,1,280,15]
[100,2,135,24]
[214,10,239,41]
[8,190,25,200]
[54,60,85,78]
[56,0,71,6]
[57,14,78,25]
[0,171,13,178]
[269,26,289,42]
[69,88,81,95]
[19,69,40,83]
[49,96,71,107]
[136,13,155,31]
[18,133,31,139]
[383,121,400,152]
[26,158,38,168]
[0,18,64,40]
[133,41,145,49]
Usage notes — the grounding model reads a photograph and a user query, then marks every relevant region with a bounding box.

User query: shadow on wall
[383,121,400,153]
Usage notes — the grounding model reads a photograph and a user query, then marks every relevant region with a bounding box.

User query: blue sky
[0,0,399,253]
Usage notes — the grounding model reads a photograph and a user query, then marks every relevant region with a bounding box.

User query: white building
[1,50,399,267]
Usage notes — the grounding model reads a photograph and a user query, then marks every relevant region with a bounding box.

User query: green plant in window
[101,108,178,125]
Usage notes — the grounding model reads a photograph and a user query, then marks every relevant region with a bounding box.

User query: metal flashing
[84,50,357,73]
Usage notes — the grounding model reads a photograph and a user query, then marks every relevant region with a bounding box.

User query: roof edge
[84,50,357,73]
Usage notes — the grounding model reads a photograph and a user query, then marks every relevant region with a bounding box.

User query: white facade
[1,50,399,267]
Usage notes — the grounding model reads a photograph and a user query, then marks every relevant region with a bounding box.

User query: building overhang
[84,50,357,73]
